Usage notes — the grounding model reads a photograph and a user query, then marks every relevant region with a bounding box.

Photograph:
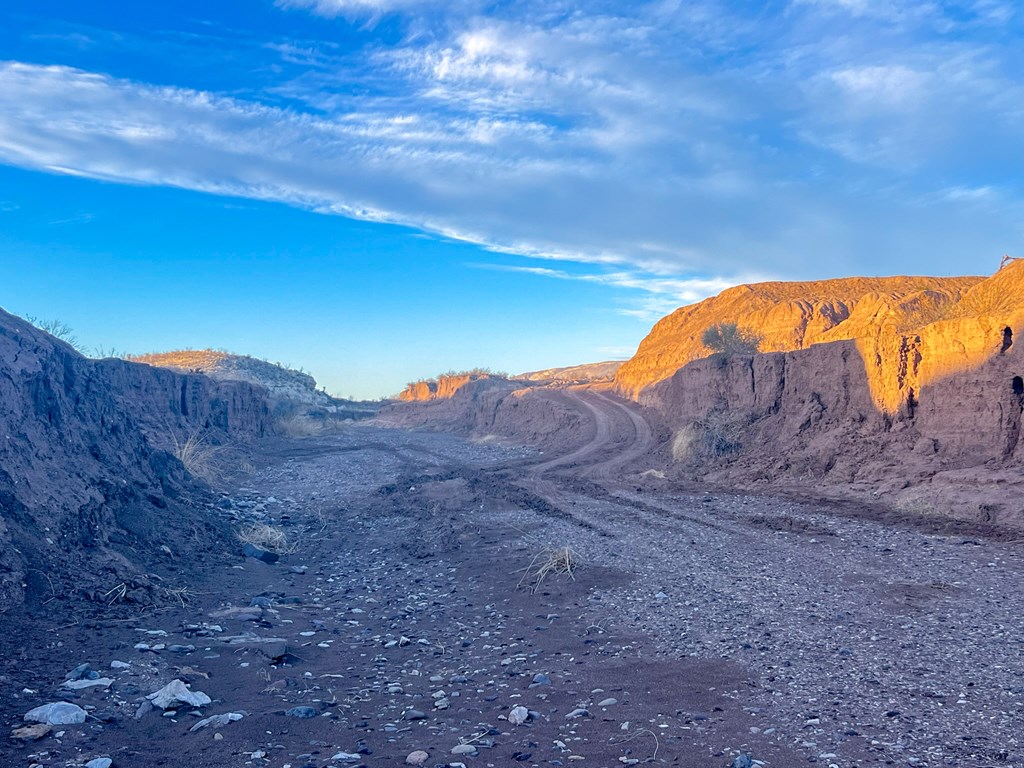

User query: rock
[509,706,530,725]
[134,701,155,719]
[451,744,478,756]
[405,709,427,720]
[110,661,131,670]
[242,542,279,563]
[565,708,590,719]
[285,706,317,718]
[405,750,429,766]
[61,678,113,690]
[65,663,92,681]
[189,712,244,731]
[532,673,551,686]
[330,753,361,762]
[168,645,196,654]
[598,698,618,707]
[146,680,212,709]
[731,756,753,768]
[11,723,52,741]
[24,702,87,725]
[85,759,113,768]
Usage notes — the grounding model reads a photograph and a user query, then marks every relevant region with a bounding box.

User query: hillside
[614,274,985,399]
[516,360,623,384]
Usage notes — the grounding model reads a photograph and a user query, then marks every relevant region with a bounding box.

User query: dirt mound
[0,309,272,614]
[516,360,623,384]
[397,371,513,402]
[615,273,984,398]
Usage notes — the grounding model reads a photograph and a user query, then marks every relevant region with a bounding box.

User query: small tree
[701,323,761,356]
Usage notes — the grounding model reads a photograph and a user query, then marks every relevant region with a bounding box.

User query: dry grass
[671,426,698,461]
[236,522,299,554]
[171,430,224,483]
[517,546,581,593]
[275,414,326,438]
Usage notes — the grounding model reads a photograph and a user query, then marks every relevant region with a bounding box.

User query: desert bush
[701,323,761,356]
[275,413,326,438]
[24,315,89,355]
[236,522,298,554]
[670,414,742,462]
[517,546,581,593]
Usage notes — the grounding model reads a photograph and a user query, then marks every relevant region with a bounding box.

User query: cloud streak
[1,0,1022,300]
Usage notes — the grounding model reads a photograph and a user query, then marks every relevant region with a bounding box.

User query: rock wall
[0,309,273,613]
[398,373,497,402]
[615,274,983,398]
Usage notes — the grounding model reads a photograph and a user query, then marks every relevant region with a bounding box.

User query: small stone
[242,543,279,563]
[405,709,427,720]
[731,756,754,768]
[330,753,360,761]
[11,723,52,741]
[598,698,618,707]
[285,706,317,719]
[64,663,92,681]
[168,645,196,654]
[509,706,530,725]
[565,708,590,719]
[61,678,113,691]
[147,680,212,709]
[451,744,478,756]
[85,759,113,768]
[110,661,131,670]
[23,702,87,725]
[532,673,551,686]
[189,712,244,731]
[405,751,429,766]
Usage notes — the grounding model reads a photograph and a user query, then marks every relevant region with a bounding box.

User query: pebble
[405,751,429,766]
[85,759,113,768]
[509,706,530,725]
[451,744,478,756]
[285,706,318,719]
[405,709,427,720]
[147,680,211,709]
[565,708,590,719]
[598,698,618,707]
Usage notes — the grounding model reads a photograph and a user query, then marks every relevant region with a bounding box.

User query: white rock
[61,678,113,691]
[509,706,530,725]
[23,702,87,725]
[405,751,429,766]
[189,712,244,731]
[85,759,113,768]
[330,753,361,761]
[147,680,212,709]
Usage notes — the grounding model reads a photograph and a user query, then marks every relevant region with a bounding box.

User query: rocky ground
[2,394,1023,768]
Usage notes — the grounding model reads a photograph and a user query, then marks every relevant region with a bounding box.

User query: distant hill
[516,360,624,384]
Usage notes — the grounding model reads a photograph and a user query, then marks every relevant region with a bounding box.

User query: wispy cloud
[0,0,1022,298]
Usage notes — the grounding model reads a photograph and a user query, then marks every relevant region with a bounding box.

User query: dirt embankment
[0,309,272,614]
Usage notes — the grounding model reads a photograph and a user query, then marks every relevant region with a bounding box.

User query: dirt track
[3,390,1024,768]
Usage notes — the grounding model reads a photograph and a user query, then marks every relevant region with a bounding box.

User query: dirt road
[3,404,1023,768]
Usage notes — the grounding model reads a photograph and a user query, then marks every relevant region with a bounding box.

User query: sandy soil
[2,391,1023,768]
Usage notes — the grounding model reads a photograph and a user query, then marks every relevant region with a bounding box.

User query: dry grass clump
[236,522,299,554]
[275,414,326,438]
[671,426,698,461]
[171,430,224,482]
[517,546,581,593]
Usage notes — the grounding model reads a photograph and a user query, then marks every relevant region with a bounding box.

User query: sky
[0,0,1021,398]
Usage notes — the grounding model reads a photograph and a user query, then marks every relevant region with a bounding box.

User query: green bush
[701,323,762,356]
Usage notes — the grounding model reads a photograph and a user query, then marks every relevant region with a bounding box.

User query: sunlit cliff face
[616,259,1024,416]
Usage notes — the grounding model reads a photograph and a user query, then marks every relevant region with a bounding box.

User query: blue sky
[0,0,1021,398]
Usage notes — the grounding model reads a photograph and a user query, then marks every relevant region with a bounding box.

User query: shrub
[701,323,761,356]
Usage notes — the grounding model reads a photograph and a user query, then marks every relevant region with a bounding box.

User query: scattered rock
[405,750,429,766]
[85,759,113,768]
[731,755,753,768]
[189,712,244,731]
[451,744,478,756]
[598,697,618,707]
[146,680,212,709]
[23,702,87,725]
[565,708,591,719]
[405,709,427,720]
[509,706,530,725]
[11,723,52,741]
[242,542,279,563]
[61,678,113,691]
[285,706,317,719]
